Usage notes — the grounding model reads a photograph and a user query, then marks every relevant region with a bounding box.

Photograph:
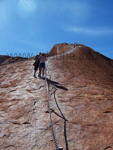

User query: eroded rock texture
[0,43,113,150]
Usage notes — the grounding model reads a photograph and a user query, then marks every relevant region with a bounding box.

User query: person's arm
[45,56,47,61]
[39,56,41,60]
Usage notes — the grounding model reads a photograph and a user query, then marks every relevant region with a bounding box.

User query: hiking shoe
[33,75,37,78]
[38,74,41,78]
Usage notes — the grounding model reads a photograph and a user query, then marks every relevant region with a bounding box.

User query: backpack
[33,61,39,66]
[35,55,40,61]
[33,55,40,66]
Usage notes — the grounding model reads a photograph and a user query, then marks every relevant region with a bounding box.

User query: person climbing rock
[38,53,47,78]
[33,52,41,78]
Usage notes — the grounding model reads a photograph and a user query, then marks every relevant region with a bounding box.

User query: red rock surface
[48,43,74,56]
[0,55,28,65]
[0,43,113,150]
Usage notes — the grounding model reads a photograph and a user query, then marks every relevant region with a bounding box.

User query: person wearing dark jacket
[33,52,41,78]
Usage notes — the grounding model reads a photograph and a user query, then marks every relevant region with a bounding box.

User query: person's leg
[34,70,36,77]
[38,63,41,77]
[42,63,45,77]
[42,68,44,77]
[37,61,40,72]
[39,68,41,76]
[34,67,37,78]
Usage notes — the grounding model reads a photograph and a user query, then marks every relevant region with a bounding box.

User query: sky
[0,0,113,59]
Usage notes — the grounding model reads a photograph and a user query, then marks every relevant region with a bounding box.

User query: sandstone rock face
[48,43,74,56]
[0,44,113,150]
[0,55,28,65]
[0,56,11,64]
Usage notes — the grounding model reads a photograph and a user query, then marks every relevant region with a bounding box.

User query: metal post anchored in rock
[58,148,63,150]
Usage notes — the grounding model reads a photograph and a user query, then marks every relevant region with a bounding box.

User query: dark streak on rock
[104,111,111,113]
[104,146,112,150]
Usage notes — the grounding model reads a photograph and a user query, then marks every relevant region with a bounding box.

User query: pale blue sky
[0,0,113,58]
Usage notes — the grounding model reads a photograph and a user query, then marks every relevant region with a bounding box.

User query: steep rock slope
[0,55,11,64]
[0,55,27,65]
[48,43,75,56]
[0,44,113,150]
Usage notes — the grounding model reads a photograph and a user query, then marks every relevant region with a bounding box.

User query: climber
[73,43,76,48]
[33,52,41,78]
[38,53,47,78]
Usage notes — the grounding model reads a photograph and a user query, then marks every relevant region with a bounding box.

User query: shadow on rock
[40,77,68,91]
